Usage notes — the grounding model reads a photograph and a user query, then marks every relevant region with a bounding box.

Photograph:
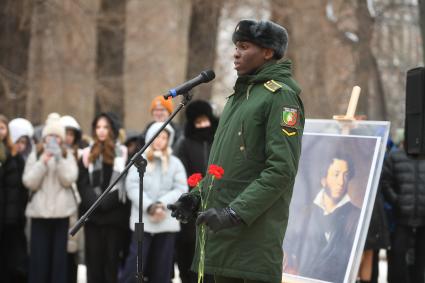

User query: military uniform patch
[264,80,282,93]
[281,106,299,136]
[282,107,298,127]
[282,128,297,136]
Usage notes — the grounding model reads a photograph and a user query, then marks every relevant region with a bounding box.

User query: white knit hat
[145,122,175,147]
[60,115,80,130]
[8,118,34,143]
[42,113,65,140]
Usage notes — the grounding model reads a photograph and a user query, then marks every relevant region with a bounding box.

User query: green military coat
[192,60,304,283]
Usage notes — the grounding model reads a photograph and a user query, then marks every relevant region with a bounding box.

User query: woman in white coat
[120,122,188,283]
[23,113,78,283]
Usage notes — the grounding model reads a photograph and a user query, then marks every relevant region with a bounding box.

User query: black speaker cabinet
[405,67,425,155]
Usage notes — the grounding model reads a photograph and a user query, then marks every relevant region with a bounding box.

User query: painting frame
[282,119,390,283]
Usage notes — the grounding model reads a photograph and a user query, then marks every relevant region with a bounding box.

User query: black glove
[167,193,200,223]
[196,207,243,233]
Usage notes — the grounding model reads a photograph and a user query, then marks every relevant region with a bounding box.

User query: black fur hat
[232,19,288,59]
[186,100,214,124]
[184,100,218,140]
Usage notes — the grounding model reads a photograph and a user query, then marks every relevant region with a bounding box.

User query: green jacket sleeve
[230,88,304,226]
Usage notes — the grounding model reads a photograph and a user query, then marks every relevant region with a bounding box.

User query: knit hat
[60,115,81,131]
[150,96,173,114]
[232,19,288,59]
[9,118,34,143]
[42,113,66,140]
[145,122,175,147]
[92,112,121,140]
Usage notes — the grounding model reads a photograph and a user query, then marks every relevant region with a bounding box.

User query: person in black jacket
[78,112,130,283]
[382,145,425,283]
[174,100,218,283]
[0,114,28,283]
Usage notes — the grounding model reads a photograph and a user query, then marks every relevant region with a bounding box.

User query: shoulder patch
[264,80,282,93]
[281,106,299,128]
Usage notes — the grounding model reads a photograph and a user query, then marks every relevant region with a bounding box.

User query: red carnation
[208,164,224,179]
[187,173,203,187]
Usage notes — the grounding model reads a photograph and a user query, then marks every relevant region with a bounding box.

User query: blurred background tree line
[0,0,423,133]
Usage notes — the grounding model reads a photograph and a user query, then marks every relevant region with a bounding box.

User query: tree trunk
[271,0,386,120]
[419,0,425,64]
[123,0,190,131]
[271,0,355,119]
[186,0,223,100]
[0,0,32,118]
[27,0,98,131]
[95,0,126,121]
[353,0,386,120]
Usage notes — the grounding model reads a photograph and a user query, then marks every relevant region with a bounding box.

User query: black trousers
[0,223,28,283]
[119,231,176,283]
[388,225,425,283]
[67,252,78,283]
[85,223,125,283]
[29,218,69,283]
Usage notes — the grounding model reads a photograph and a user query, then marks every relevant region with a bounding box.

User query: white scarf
[83,143,128,203]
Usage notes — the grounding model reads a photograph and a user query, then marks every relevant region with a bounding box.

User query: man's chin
[331,196,343,202]
[324,190,345,203]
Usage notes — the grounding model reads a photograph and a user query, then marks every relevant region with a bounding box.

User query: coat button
[240,146,245,151]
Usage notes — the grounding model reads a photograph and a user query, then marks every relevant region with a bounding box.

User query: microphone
[164,70,215,99]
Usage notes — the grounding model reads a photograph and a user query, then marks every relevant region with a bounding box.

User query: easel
[281,85,362,283]
[332,86,362,135]
[333,86,362,122]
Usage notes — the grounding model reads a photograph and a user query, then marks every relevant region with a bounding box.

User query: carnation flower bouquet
[187,164,224,283]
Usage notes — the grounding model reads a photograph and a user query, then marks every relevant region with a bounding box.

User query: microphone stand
[69,92,193,283]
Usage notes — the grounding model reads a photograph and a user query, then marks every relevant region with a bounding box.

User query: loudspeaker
[405,67,425,155]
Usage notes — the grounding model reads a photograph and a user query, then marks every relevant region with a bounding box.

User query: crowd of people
[2,103,423,283]
[2,17,425,283]
[0,95,218,283]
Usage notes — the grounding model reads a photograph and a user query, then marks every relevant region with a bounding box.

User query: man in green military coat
[168,19,304,283]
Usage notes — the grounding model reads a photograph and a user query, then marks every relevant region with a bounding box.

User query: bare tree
[186,0,223,100]
[372,0,423,130]
[0,0,32,117]
[95,0,127,120]
[337,0,386,120]
[26,0,98,131]
[271,0,386,120]
[123,0,191,130]
[271,0,356,119]
[419,0,425,63]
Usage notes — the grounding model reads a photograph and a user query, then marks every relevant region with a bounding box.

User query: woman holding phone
[23,113,78,283]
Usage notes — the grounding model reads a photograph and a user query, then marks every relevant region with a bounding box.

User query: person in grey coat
[119,122,188,283]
